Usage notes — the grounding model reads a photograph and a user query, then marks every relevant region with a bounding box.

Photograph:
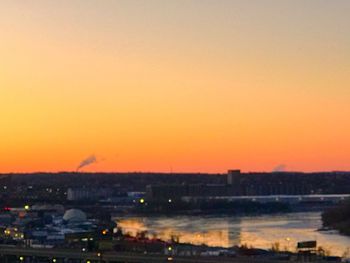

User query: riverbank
[322,200,350,236]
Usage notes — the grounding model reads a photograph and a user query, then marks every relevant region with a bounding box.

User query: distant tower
[227,169,241,185]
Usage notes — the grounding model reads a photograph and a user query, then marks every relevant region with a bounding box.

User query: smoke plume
[272,164,287,172]
[77,155,97,171]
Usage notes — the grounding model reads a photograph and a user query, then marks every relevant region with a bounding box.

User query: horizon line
[1,170,350,175]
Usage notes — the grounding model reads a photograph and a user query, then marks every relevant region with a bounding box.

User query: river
[116,212,350,257]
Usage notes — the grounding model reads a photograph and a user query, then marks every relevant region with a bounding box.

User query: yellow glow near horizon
[1,1,350,173]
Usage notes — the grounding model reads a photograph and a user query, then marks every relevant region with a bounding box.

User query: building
[67,187,113,201]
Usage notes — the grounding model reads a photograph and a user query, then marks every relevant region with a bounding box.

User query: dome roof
[63,209,87,223]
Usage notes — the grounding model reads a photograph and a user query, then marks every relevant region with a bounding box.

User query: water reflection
[116,212,350,256]
[117,217,236,247]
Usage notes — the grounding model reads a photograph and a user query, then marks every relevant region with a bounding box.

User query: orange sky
[1,1,350,173]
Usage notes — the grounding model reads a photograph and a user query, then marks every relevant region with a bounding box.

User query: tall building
[227,170,241,185]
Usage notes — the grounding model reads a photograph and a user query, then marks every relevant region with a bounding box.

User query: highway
[0,245,288,263]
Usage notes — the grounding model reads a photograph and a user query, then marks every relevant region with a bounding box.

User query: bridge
[182,194,350,204]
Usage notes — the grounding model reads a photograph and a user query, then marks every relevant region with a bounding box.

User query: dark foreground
[0,246,341,263]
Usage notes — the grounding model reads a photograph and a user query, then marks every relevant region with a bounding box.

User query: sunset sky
[1,1,350,173]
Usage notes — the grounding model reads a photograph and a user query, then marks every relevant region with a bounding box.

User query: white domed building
[63,209,87,223]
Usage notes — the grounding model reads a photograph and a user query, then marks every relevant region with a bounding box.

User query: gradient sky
[1,0,350,173]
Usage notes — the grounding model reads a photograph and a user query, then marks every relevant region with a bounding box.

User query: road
[0,245,290,263]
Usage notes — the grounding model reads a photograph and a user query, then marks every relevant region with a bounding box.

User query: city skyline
[1,0,350,173]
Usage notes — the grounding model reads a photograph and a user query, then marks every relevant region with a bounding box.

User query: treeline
[2,171,350,194]
[3,172,224,190]
[322,199,350,235]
